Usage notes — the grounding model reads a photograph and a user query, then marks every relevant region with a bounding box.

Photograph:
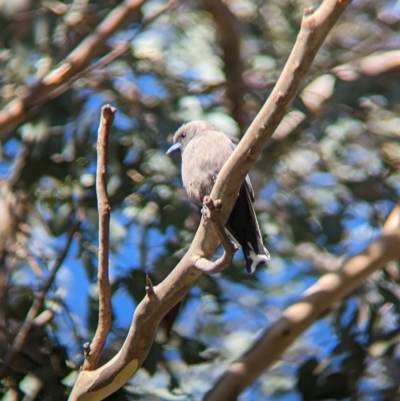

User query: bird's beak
[166,142,181,155]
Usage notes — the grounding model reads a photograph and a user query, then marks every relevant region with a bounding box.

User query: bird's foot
[194,196,238,275]
[201,196,222,226]
[202,195,221,216]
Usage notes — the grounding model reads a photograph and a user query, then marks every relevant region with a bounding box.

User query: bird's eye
[181,133,186,138]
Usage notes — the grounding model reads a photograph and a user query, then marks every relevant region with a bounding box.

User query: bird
[166,120,270,273]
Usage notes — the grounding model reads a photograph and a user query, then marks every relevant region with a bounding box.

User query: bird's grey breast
[181,131,234,204]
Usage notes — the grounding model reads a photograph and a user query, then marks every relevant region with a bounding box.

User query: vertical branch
[0,223,78,378]
[83,105,116,370]
[204,0,245,131]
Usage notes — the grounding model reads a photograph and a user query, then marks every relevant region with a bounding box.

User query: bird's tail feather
[226,183,270,273]
[242,182,270,273]
[243,241,270,273]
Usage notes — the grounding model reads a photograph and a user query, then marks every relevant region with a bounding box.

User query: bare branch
[194,197,239,274]
[23,0,181,117]
[204,0,246,130]
[0,223,78,378]
[208,1,352,225]
[68,1,352,399]
[203,203,400,401]
[83,105,115,371]
[0,0,180,139]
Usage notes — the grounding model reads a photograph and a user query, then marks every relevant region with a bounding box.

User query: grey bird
[166,121,270,273]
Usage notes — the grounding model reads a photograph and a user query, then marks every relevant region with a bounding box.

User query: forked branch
[68,1,352,399]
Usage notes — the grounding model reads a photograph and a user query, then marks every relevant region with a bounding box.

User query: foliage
[0,0,400,400]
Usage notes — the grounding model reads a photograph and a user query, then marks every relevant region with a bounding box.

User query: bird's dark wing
[245,175,255,202]
[243,178,261,238]
[229,137,254,201]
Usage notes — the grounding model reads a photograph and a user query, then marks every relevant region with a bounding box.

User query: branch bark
[204,203,400,400]
[68,1,352,399]
[83,105,115,370]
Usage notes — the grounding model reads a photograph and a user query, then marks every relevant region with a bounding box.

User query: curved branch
[208,1,352,220]
[68,1,351,399]
[204,203,400,401]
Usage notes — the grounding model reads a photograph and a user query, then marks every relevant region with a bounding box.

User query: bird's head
[166,121,218,155]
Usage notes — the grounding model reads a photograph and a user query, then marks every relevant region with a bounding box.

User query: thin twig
[0,222,78,378]
[83,105,115,370]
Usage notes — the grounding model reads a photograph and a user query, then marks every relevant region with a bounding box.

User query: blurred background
[1,0,400,399]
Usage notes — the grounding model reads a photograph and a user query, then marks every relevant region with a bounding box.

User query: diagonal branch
[208,1,352,223]
[68,1,352,399]
[203,202,400,400]
[0,0,179,139]
[18,0,181,123]
[83,105,116,370]
[0,223,78,378]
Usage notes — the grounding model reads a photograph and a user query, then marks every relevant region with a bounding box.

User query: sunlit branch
[68,1,352,400]
[25,0,181,116]
[83,105,115,370]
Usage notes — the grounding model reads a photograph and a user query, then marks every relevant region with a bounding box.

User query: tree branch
[18,0,180,123]
[68,1,352,399]
[0,0,179,138]
[83,105,115,370]
[204,0,246,130]
[334,49,400,79]
[204,203,400,400]
[0,223,78,378]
